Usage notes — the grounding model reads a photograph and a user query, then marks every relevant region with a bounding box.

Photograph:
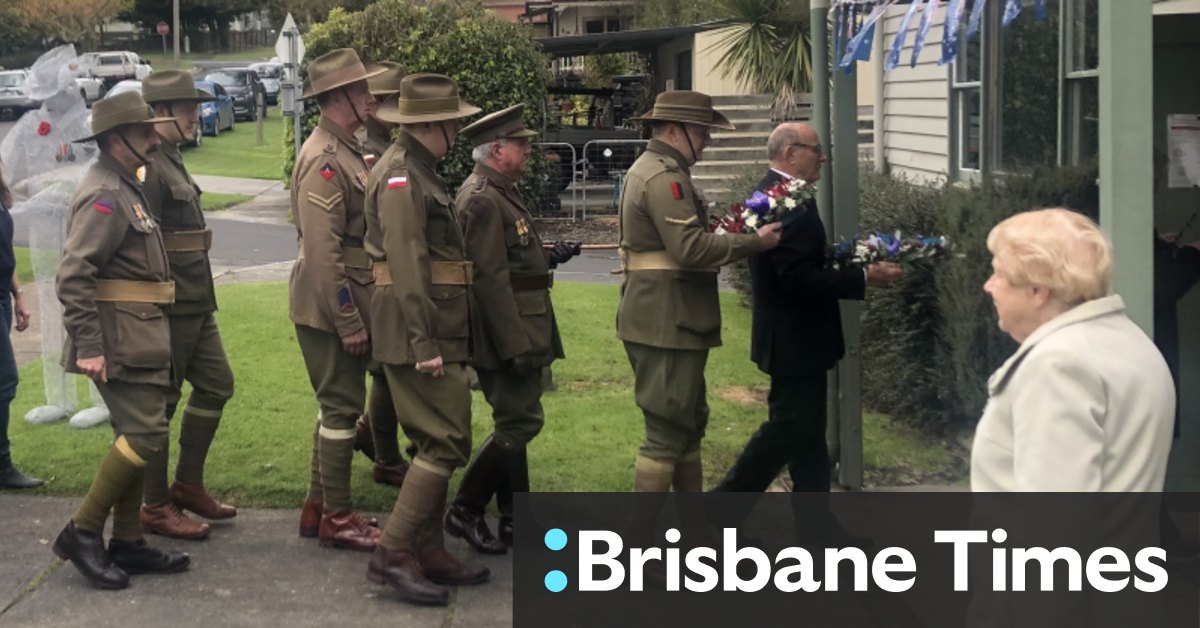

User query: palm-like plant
[712,0,812,120]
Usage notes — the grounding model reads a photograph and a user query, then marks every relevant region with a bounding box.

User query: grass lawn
[183,114,286,181]
[201,192,253,211]
[5,282,960,510]
[14,247,33,284]
[149,47,277,72]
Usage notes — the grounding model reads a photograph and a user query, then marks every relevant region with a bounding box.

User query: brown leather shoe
[354,416,376,462]
[417,546,490,586]
[299,499,322,538]
[367,546,449,606]
[140,502,210,540]
[319,510,382,552]
[373,461,409,487]
[170,480,237,520]
[444,503,507,554]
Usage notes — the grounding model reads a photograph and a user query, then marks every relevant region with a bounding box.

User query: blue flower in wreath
[745,191,772,216]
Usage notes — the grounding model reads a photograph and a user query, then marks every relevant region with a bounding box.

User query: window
[950,18,983,173]
[1062,0,1099,165]
[585,19,604,34]
[949,0,1096,176]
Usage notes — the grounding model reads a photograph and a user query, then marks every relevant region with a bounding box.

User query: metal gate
[580,139,648,220]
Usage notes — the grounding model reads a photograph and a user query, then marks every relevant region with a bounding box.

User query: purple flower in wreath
[745,191,772,216]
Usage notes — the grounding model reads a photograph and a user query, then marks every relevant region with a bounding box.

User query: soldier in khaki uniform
[289,49,386,552]
[617,91,781,493]
[352,61,410,486]
[444,105,578,554]
[137,70,236,541]
[363,74,488,606]
[52,91,190,589]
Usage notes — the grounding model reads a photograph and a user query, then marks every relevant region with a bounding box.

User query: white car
[75,75,105,105]
[0,69,39,118]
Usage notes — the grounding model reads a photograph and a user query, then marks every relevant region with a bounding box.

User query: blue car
[196,80,235,136]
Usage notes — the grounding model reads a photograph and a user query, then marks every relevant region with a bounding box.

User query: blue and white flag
[939,0,969,66]
[1002,0,1022,25]
[911,0,941,67]
[1035,0,1048,20]
[885,0,924,72]
[967,0,988,40]
[839,0,897,71]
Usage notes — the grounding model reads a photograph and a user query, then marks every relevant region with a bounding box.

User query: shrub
[283,0,552,208]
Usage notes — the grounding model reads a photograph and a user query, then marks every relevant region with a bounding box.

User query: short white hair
[987,208,1113,305]
[472,138,511,163]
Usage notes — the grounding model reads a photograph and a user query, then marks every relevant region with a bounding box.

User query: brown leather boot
[319,510,382,552]
[417,546,490,586]
[299,499,322,538]
[354,416,376,463]
[140,502,210,540]
[373,460,409,488]
[170,480,237,520]
[366,546,448,606]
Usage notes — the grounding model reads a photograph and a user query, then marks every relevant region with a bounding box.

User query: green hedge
[728,164,1098,432]
[283,0,552,206]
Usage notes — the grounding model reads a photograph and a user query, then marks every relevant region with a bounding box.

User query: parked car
[201,69,267,122]
[0,69,39,118]
[75,74,105,105]
[102,80,204,148]
[248,61,282,105]
[79,51,152,90]
[195,80,236,136]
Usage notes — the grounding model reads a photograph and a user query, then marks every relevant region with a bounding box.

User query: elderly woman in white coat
[971,208,1175,492]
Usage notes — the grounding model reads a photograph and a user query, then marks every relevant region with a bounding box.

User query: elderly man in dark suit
[714,122,901,493]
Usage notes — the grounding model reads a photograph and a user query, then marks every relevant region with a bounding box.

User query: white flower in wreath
[745,214,761,229]
[855,243,869,259]
[784,197,797,209]
[768,197,777,209]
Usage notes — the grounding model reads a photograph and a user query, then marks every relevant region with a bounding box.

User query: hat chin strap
[439,122,453,156]
[117,130,152,167]
[341,87,365,126]
[166,103,188,144]
[676,122,698,165]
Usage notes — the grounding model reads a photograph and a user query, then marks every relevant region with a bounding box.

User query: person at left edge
[53,91,190,589]
[138,70,236,541]
[289,48,386,551]
[0,160,40,489]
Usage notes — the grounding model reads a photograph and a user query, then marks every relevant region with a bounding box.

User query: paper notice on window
[1168,114,1200,188]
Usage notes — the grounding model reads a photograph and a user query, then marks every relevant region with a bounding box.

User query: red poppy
[37,121,51,136]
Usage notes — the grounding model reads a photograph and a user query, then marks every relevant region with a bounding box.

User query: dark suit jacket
[748,170,866,377]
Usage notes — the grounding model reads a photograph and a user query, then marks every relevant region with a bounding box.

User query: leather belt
[162,229,212,252]
[298,242,373,270]
[620,249,718,273]
[510,273,552,291]
[373,261,474,287]
[94,279,175,304]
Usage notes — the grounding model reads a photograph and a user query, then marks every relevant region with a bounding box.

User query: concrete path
[0,494,513,627]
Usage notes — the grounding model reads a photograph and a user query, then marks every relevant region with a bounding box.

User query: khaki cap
[376,73,480,124]
[460,104,538,147]
[300,48,386,100]
[631,90,734,130]
[74,91,176,143]
[142,70,215,104]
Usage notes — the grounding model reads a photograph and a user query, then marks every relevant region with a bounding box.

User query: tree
[633,0,721,29]
[284,0,552,210]
[14,0,130,46]
[120,0,260,51]
[711,0,811,120]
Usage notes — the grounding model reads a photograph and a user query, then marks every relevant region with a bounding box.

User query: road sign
[274,13,305,65]
[156,21,169,36]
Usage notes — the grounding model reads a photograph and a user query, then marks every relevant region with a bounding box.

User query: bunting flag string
[939,0,969,66]
[1002,0,1022,26]
[885,0,923,72]
[838,0,899,72]
[966,0,988,40]
[911,0,941,68]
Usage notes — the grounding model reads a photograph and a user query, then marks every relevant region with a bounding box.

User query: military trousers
[476,366,545,448]
[165,312,234,418]
[99,379,171,461]
[623,341,710,462]
[295,324,369,432]
[381,362,472,472]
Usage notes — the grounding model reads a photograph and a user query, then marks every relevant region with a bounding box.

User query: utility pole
[173,0,181,62]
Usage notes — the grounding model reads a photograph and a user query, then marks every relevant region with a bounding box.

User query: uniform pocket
[112,302,171,368]
[514,290,551,354]
[431,285,470,339]
[514,290,548,316]
[169,183,199,205]
[671,273,720,335]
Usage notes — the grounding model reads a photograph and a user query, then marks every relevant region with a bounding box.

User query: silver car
[248,61,282,106]
[0,70,40,118]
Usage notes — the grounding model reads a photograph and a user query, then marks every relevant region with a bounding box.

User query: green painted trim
[833,59,862,491]
[1099,0,1154,334]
